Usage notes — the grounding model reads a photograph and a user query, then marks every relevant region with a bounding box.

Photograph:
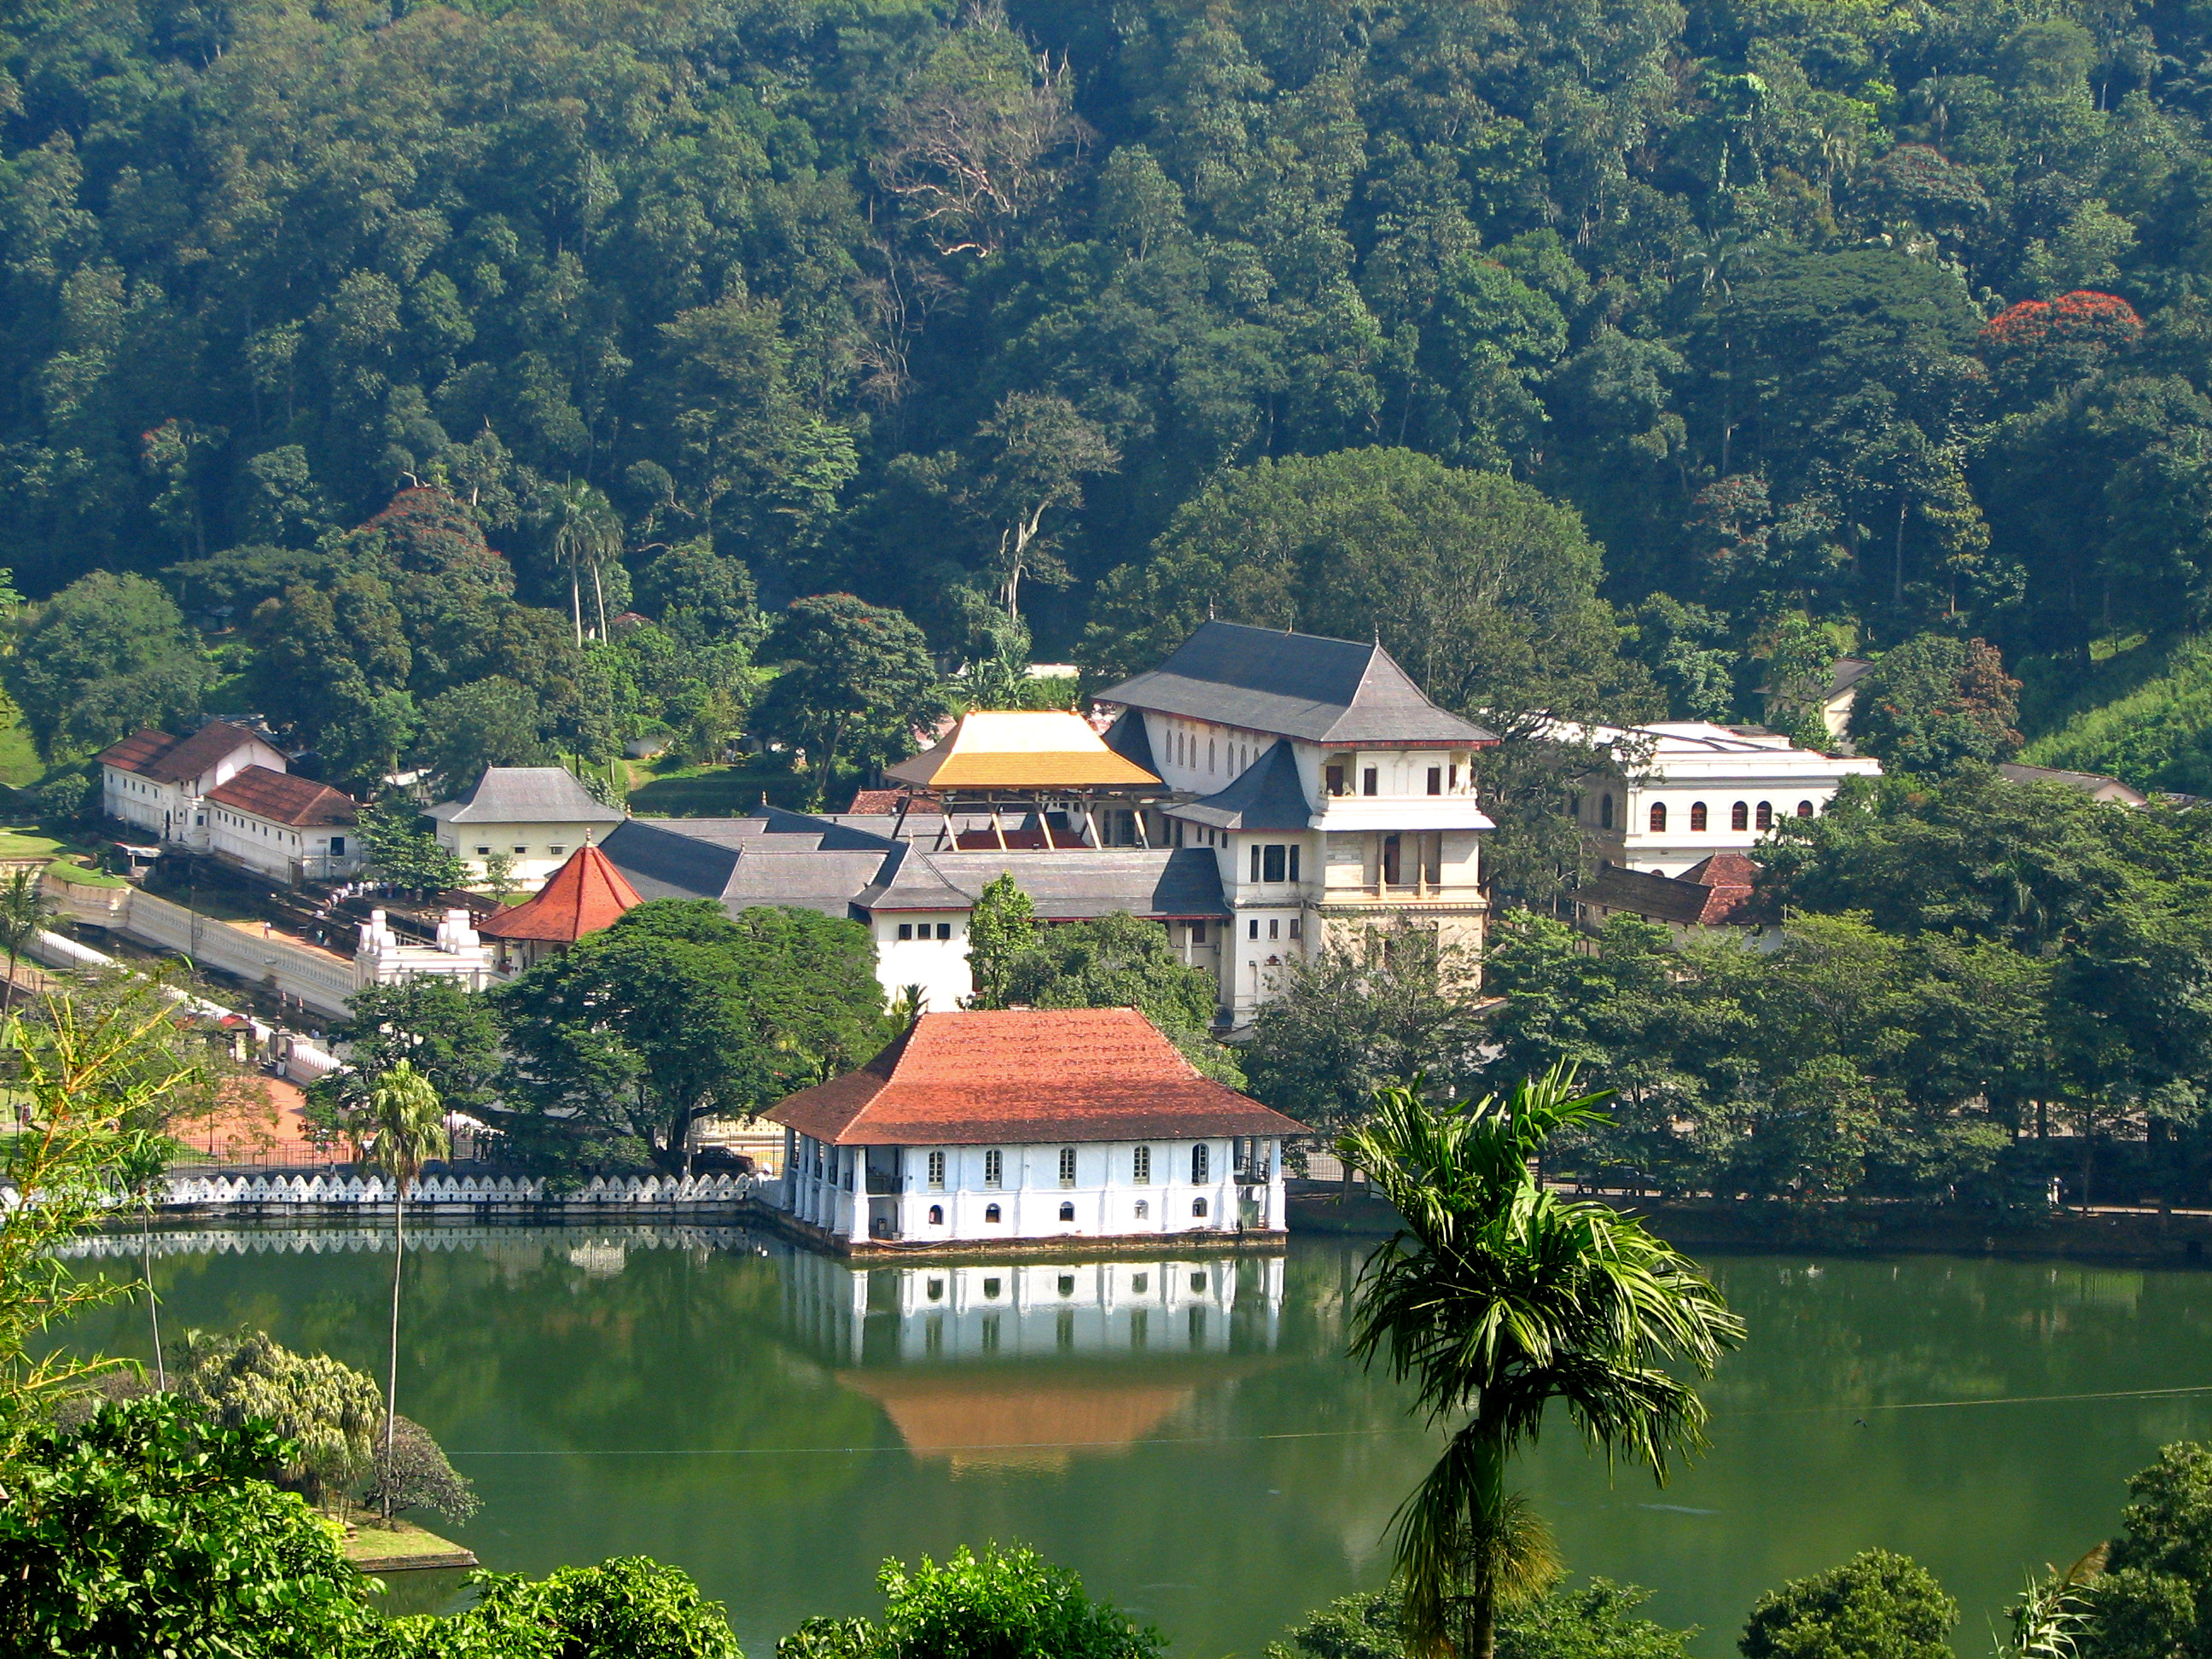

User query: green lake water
[56,1226,2212,1656]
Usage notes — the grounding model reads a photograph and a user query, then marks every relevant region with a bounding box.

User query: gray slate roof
[1099,707,1157,773]
[601,812,1231,923]
[428,766,626,826]
[1096,620,1496,747]
[1168,738,1313,831]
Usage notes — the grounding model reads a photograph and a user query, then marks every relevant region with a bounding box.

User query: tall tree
[360,1061,446,1520]
[1339,1071,1742,1659]
[752,596,945,804]
[3,573,210,761]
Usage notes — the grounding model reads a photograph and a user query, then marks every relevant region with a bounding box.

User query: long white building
[765,1007,1302,1253]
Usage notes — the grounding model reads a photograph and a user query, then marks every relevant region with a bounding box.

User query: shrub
[775,1545,1162,1659]
[1739,1550,1957,1659]
[362,1414,480,1524]
[174,1327,381,1505]
[365,1557,740,1658]
[0,1395,373,1658]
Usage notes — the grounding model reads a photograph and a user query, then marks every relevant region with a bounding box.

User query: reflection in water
[53,1228,2212,1659]
[782,1256,1287,1472]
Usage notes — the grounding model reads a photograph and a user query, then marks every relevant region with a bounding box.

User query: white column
[847,1147,870,1245]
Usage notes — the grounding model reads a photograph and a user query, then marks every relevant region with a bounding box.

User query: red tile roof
[766,1008,1306,1146]
[204,765,357,828]
[1575,851,1760,927]
[477,843,642,943]
[96,719,267,784]
[847,788,916,814]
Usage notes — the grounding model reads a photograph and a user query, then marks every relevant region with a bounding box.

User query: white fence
[57,1222,760,1260]
[152,1169,755,1211]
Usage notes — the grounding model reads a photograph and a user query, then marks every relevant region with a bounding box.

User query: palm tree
[114,1129,177,1389]
[1337,1067,1743,1659]
[363,1060,447,1518]
[0,868,52,1016]
[533,480,625,645]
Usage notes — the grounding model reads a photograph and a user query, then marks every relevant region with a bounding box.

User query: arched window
[1649,802,1667,832]
[1190,1143,1209,1183]
[927,1205,943,1225]
[1690,801,1708,831]
[984,1203,1001,1224]
[1731,801,1749,831]
[1599,793,1615,830]
[1058,1201,1075,1222]
[1755,801,1773,830]
[1134,1201,1149,1220]
[926,1278,944,1300]
[1797,800,1815,818]
[1192,1197,1209,1218]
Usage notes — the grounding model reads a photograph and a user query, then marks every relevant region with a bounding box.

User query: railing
[0,1170,759,1214]
[864,1171,904,1195]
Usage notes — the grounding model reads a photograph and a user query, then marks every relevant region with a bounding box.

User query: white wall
[870,911,971,1010]
[437,820,604,883]
[208,806,364,883]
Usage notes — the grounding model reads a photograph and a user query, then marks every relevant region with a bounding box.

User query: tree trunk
[143,1205,165,1391]
[591,559,608,641]
[569,569,585,648]
[383,1184,405,1519]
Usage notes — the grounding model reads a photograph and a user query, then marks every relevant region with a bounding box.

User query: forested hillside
[6,0,2212,780]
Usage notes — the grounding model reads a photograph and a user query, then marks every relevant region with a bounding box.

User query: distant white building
[352,907,496,993]
[765,1008,1302,1253]
[427,767,626,885]
[1564,722,1883,877]
[99,720,291,850]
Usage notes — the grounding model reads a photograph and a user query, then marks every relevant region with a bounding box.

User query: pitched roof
[1095,621,1496,747]
[765,1008,1307,1145]
[478,844,642,943]
[1098,707,1157,775]
[922,847,1229,920]
[97,719,267,784]
[427,766,627,826]
[884,711,1160,790]
[1575,853,1759,928]
[203,765,357,828]
[1167,739,1313,831]
[1997,762,2148,806]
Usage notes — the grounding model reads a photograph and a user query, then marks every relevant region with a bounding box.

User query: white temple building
[764,1007,1303,1253]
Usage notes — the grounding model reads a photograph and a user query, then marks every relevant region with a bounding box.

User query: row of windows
[894,922,954,941]
[474,843,564,858]
[1247,843,1301,883]
[1324,762,1463,798]
[924,1144,1208,1190]
[1167,725,1254,777]
[926,1197,1208,1225]
[920,1270,1211,1301]
[1247,917,1302,941]
[1597,795,1815,832]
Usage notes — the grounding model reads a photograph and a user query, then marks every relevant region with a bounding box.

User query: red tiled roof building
[765,1008,1303,1253]
[478,842,641,974]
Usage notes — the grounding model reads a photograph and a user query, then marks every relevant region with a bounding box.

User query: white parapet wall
[45,882,358,1018]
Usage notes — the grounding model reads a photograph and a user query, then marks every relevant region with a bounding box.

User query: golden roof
[884,711,1160,790]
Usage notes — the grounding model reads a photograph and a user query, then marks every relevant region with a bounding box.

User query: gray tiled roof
[1099,707,1157,773]
[923,848,1229,920]
[853,842,976,912]
[1096,620,1495,746]
[597,818,743,903]
[428,766,626,826]
[1168,738,1313,831]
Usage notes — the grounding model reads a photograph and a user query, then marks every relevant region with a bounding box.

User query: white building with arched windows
[763,1007,1304,1253]
[1562,722,1883,878]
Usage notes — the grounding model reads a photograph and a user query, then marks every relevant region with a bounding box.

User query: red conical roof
[477,843,641,944]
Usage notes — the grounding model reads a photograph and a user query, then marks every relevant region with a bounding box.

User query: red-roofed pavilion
[478,842,641,974]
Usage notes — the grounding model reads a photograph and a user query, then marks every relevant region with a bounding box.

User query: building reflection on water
[783,1251,1289,1472]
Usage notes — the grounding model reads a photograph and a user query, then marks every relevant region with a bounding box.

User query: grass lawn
[0,817,129,885]
[624,758,812,815]
[339,1515,478,1572]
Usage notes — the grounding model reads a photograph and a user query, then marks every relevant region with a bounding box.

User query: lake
[57,1225,2212,1656]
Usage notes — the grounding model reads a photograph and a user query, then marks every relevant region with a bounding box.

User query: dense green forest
[10,0,2212,789]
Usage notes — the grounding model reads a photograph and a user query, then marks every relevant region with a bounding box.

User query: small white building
[426,766,626,884]
[203,767,363,884]
[99,720,289,849]
[764,1007,1303,1252]
[352,906,496,992]
[1564,722,1883,877]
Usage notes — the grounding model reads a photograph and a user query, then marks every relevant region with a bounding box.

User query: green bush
[0,1394,375,1658]
[776,1544,1161,1659]
[1739,1550,1956,1659]
[364,1558,740,1658]
[1271,1582,1696,1659]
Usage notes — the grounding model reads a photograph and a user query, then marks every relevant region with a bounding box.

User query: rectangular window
[476,846,491,857]
[1189,922,1206,946]
[1249,845,1261,882]
[936,923,952,940]
[1267,917,1279,940]
[550,844,566,855]
[513,845,527,855]
[1248,919,1260,940]
[1058,1146,1076,1187]
[1363,767,1378,796]
[1289,918,1302,940]
[1289,846,1301,882]
[928,1150,946,1190]
[1448,765,1458,791]
[1427,766,1442,795]
[897,923,913,940]
[1132,1145,1151,1184]
[984,1150,1003,1189]
[329,836,346,856]
[1382,834,1403,887]
[1325,765,1345,796]
[1262,844,1286,882]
